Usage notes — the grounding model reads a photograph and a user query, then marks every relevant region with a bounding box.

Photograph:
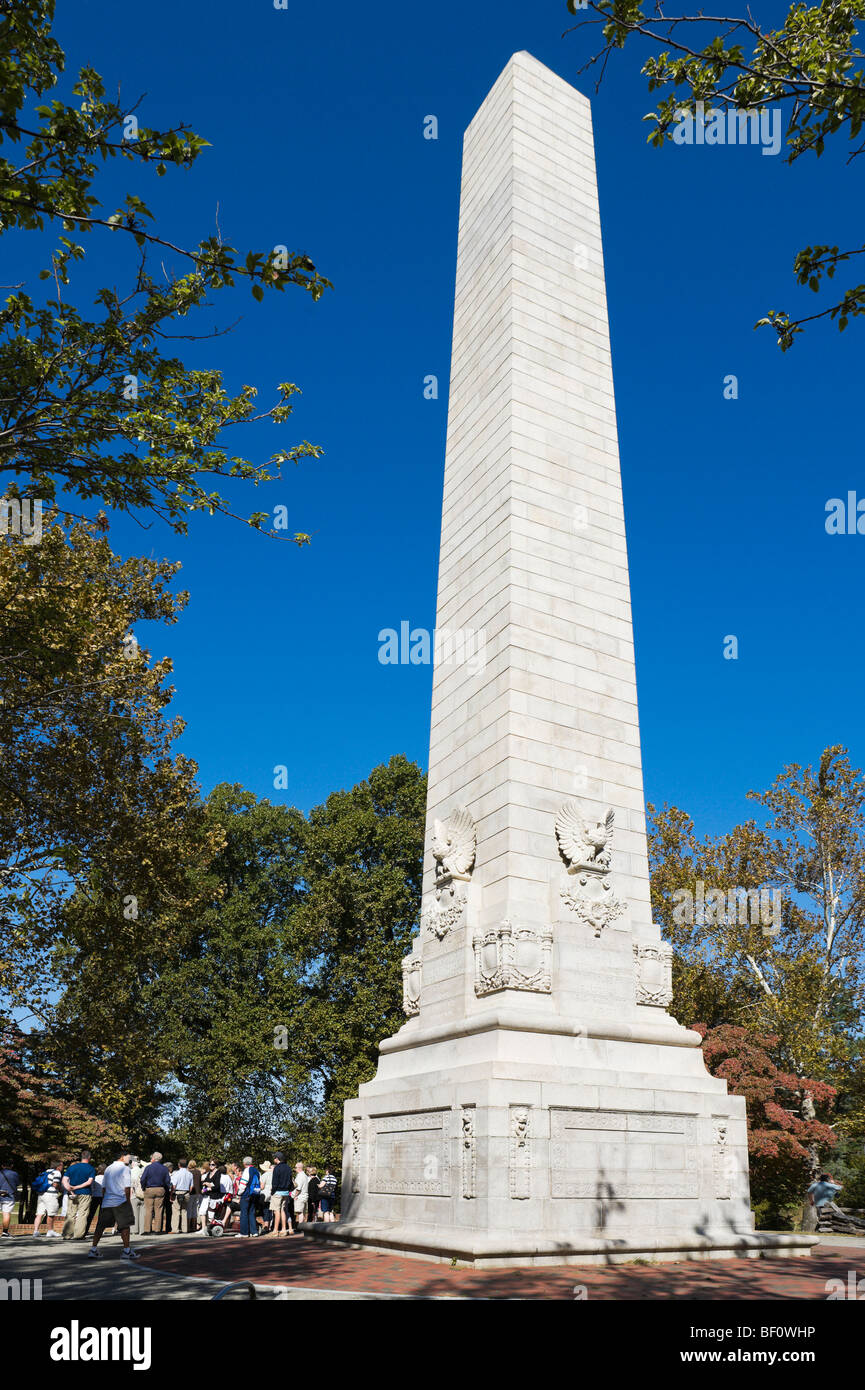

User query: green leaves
[84,757,428,1158]
[0,516,222,1032]
[0,0,331,531]
[569,0,865,345]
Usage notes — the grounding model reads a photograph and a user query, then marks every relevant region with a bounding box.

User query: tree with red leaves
[697,1023,837,1226]
[0,1023,123,1179]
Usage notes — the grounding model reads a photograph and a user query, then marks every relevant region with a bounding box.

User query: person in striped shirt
[32,1158,63,1238]
[319,1166,338,1222]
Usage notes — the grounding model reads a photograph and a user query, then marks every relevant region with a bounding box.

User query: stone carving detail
[401,950,422,1016]
[422,896,465,940]
[350,1117,363,1192]
[556,800,626,936]
[550,1107,699,1199]
[370,1110,451,1196]
[422,806,477,940]
[509,1106,531,1199]
[713,1119,732,1200]
[431,806,477,895]
[555,801,615,872]
[472,920,552,996]
[460,1106,476,1199]
[633,940,674,1007]
[561,872,626,937]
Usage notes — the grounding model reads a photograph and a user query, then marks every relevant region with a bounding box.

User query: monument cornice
[379,1008,701,1055]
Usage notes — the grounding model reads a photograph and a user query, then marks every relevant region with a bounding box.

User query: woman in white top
[260,1160,273,1233]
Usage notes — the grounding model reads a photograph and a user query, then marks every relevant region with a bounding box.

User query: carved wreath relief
[556,801,626,937]
[423,805,476,940]
[472,920,552,996]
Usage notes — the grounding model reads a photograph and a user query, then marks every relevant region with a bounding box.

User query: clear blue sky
[38,0,865,836]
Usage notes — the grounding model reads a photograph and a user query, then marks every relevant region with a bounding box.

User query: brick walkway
[136,1236,861,1300]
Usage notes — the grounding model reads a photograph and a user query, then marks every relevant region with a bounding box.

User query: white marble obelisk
[309,53,815,1265]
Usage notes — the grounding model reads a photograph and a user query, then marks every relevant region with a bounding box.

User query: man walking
[170,1158,193,1233]
[88,1148,140,1261]
[61,1149,95,1240]
[139,1151,171,1235]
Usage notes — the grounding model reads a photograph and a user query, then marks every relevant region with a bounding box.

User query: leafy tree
[565,0,865,347]
[648,803,770,1028]
[697,1023,837,1226]
[57,756,426,1164]
[650,747,865,1082]
[0,515,223,1028]
[650,745,865,1204]
[148,784,307,1158]
[0,0,329,533]
[281,754,426,1161]
[0,1021,124,1171]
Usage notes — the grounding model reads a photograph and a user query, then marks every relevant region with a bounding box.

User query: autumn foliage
[697,1024,837,1219]
[0,1024,123,1173]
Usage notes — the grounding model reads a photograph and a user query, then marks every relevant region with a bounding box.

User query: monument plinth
[309,52,816,1265]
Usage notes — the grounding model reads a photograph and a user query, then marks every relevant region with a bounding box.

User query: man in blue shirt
[139,1152,172,1235]
[807,1173,843,1211]
[808,1172,865,1231]
[62,1150,95,1240]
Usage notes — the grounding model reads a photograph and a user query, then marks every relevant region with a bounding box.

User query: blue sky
[33,0,865,835]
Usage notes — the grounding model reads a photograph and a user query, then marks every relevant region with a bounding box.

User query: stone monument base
[306,1003,819,1268]
[305,1223,815,1268]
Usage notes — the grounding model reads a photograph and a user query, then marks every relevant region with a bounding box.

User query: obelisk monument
[310,52,815,1264]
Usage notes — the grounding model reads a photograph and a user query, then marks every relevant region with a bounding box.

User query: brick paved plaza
[132,1235,862,1300]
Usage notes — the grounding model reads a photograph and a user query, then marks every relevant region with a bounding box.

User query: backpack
[247,1167,260,1195]
[32,1171,50,1195]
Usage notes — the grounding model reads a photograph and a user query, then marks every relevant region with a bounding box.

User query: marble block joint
[307,52,817,1266]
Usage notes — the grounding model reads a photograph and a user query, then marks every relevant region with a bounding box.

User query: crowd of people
[0,1148,340,1252]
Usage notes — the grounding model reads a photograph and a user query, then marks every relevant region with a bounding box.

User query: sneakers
[87,1246,103,1259]
[46,1230,62,1239]
[121,1247,141,1261]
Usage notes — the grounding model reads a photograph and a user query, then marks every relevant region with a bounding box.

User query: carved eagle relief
[555,802,615,871]
[431,806,477,883]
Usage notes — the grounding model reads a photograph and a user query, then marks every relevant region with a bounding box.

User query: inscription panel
[370,1109,451,1196]
[551,1107,698,1199]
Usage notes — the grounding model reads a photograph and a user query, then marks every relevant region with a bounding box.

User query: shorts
[96,1200,133,1233]
[270,1192,289,1213]
[36,1192,60,1217]
[319,1197,332,1214]
[293,1198,308,1213]
[0,1197,14,1213]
